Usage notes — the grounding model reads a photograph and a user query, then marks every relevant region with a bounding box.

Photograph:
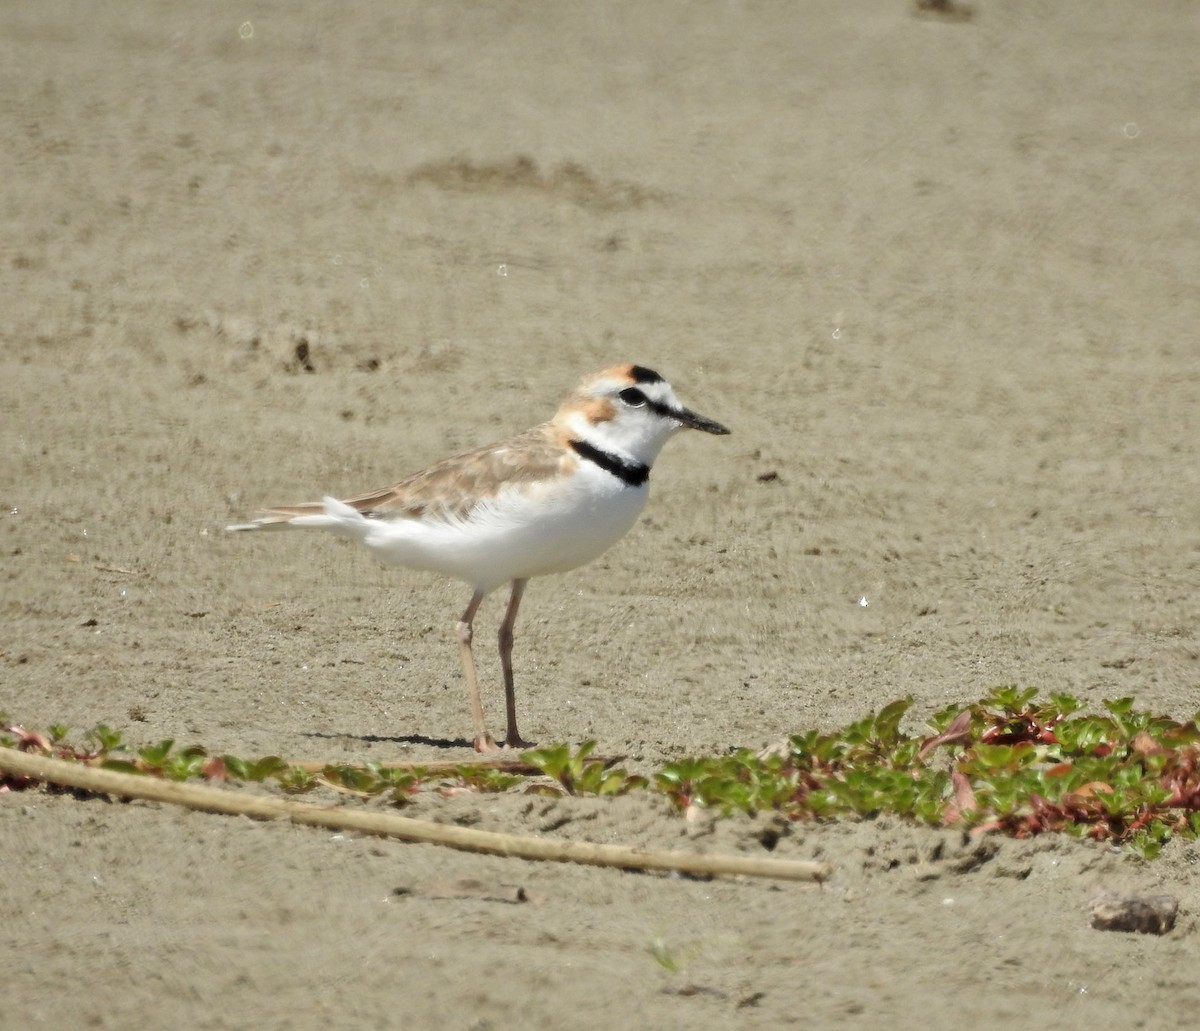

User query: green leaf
[138,739,176,767]
[86,724,125,754]
[986,685,1038,714]
[873,697,913,745]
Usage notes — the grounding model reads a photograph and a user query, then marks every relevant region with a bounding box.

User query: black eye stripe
[645,398,676,419]
[617,386,682,422]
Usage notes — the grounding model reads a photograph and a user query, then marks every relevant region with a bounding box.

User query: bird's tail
[226,496,371,541]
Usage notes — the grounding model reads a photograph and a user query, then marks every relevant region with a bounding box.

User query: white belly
[361,464,648,593]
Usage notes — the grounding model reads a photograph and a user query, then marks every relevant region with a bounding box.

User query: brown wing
[336,422,569,522]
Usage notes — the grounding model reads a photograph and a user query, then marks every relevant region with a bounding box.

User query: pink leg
[498,578,533,749]
[455,589,496,752]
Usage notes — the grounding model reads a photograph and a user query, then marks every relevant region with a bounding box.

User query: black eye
[618,387,647,407]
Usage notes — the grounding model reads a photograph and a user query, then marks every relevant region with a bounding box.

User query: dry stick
[0,749,833,884]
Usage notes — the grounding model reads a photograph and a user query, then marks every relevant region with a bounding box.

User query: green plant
[10,692,1200,857]
[524,741,647,796]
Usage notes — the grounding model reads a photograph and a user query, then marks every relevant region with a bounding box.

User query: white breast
[361,461,649,593]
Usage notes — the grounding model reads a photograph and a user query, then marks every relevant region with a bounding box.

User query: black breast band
[569,439,650,487]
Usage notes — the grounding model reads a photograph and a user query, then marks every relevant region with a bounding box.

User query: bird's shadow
[300,730,473,751]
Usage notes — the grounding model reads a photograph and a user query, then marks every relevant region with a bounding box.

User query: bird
[227,363,730,752]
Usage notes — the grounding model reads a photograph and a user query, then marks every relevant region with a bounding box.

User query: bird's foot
[473,732,501,753]
[503,733,535,750]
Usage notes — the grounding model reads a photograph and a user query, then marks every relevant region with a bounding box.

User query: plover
[227,364,729,751]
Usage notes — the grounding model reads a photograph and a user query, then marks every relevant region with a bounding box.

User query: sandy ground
[3,1,1199,1027]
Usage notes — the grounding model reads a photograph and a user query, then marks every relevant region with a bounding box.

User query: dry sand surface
[3,1,1199,1028]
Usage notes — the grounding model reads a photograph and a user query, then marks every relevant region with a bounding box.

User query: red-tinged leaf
[918,709,974,760]
[1177,751,1200,773]
[1131,731,1165,757]
[1093,743,1114,757]
[943,768,977,825]
[970,818,1005,835]
[1072,781,1115,799]
[202,756,229,781]
[1165,785,1200,808]
[7,726,52,752]
[438,785,486,798]
[952,768,976,811]
[1045,762,1075,778]
[982,719,1044,746]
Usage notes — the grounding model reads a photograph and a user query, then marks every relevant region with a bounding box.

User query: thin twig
[0,748,832,884]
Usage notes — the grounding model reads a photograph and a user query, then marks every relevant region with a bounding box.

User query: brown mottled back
[260,422,571,525]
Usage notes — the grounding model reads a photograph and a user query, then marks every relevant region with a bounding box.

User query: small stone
[1089,889,1178,934]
